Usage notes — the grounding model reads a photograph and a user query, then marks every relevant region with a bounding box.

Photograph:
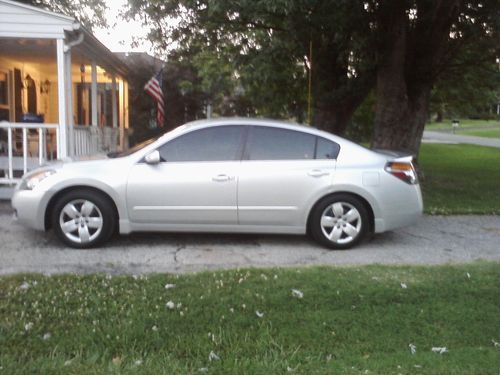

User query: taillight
[385,160,418,184]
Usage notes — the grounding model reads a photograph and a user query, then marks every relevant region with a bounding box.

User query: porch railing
[0,122,122,186]
[0,121,59,184]
[74,126,120,156]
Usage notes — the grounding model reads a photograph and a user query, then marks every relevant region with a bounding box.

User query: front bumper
[11,188,51,231]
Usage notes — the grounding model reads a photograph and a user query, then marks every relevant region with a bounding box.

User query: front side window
[245,126,316,160]
[158,125,244,162]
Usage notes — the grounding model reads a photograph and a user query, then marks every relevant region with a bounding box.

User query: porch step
[0,186,14,200]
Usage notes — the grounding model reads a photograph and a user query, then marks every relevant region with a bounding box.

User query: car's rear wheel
[309,194,369,249]
[52,189,115,248]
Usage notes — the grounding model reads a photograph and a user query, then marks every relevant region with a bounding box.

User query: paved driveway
[0,202,499,275]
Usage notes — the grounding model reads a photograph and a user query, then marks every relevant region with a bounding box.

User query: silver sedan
[12,118,423,249]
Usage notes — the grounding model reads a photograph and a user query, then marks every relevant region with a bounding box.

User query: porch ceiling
[0,38,56,64]
[0,37,128,79]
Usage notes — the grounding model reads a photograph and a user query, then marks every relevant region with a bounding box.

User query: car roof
[181,117,338,139]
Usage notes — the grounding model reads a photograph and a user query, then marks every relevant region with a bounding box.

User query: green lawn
[1,263,499,374]
[426,119,500,131]
[458,128,500,139]
[419,143,500,214]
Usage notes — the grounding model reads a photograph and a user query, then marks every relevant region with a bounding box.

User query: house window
[76,82,119,127]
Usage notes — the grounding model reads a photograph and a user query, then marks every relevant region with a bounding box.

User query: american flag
[144,70,165,127]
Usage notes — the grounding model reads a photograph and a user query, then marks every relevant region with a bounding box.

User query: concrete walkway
[423,130,500,148]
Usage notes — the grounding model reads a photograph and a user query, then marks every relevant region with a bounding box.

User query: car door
[126,125,244,225]
[237,126,339,227]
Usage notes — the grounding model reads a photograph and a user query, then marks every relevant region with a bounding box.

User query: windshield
[107,137,157,158]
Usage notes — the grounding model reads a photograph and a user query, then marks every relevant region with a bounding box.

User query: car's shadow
[108,231,315,249]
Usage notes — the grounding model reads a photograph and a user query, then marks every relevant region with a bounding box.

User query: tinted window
[246,127,316,160]
[158,126,243,162]
[315,137,340,159]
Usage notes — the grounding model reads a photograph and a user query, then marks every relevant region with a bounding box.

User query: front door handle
[212,174,232,182]
[308,169,329,177]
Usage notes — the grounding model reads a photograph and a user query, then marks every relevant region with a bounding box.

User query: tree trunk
[372,85,431,156]
[372,0,461,157]
[436,104,444,123]
[313,98,360,135]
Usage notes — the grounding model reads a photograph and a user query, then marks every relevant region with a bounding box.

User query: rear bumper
[373,183,423,233]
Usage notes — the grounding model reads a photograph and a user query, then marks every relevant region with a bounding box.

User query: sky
[93,0,155,55]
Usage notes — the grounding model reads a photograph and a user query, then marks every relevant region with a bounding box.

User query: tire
[309,194,369,250]
[52,189,116,249]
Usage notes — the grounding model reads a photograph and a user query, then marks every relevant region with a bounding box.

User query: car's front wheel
[309,194,369,249]
[52,189,116,248]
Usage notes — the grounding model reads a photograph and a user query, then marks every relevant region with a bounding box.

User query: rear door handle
[308,169,329,177]
[212,174,232,182]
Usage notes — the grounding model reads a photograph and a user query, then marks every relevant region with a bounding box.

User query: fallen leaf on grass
[208,351,220,362]
[409,343,416,355]
[431,347,448,354]
[112,356,122,366]
[19,282,31,290]
[291,289,304,299]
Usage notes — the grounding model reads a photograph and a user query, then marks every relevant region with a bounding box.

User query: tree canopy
[17,0,108,30]
[126,0,499,154]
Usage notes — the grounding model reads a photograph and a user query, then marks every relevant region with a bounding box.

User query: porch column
[65,50,74,156]
[124,80,129,130]
[90,61,99,154]
[91,61,98,127]
[111,74,117,128]
[56,38,68,158]
[122,80,129,150]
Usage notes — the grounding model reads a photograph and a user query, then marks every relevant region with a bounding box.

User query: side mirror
[145,150,161,165]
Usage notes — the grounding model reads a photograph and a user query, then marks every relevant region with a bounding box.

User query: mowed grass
[0,263,499,374]
[419,143,500,214]
[459,128,500,139]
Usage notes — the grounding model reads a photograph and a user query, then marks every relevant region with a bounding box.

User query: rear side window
[158,126,243,162]
[245,126,316,160]
[316,137,340,159]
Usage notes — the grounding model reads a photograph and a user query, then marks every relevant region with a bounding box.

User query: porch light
[24,74,34,89]
[40,79,51,94]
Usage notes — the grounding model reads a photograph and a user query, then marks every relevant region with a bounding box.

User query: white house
[0,0,130,194]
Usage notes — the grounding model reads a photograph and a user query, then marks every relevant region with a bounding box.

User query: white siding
[0,1,76,39]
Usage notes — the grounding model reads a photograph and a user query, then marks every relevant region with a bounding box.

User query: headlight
[22,170,57,190]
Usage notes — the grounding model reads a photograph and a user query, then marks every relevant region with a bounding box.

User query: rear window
[245,126,316,160]
[315,137,340,159]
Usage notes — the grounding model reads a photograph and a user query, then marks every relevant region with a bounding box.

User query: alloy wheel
[59,199,103,244]
[320,202,362,245]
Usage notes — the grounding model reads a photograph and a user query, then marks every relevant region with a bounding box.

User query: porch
[0,0,130,192]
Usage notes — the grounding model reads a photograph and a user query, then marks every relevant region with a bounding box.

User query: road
[423,130,500,148]
[0,202,499,275]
